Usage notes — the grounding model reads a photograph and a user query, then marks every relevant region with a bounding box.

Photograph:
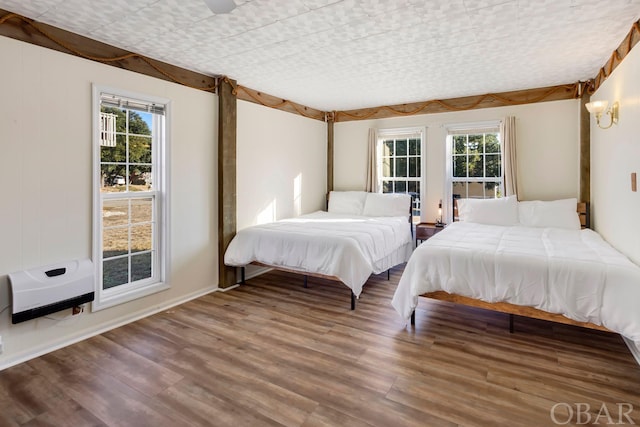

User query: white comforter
[392,222,640,342]
[224,211,413,297]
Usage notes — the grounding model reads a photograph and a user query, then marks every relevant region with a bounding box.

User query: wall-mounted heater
[8,259,94,324]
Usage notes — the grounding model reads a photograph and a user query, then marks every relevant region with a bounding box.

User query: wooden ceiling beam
[592,20,640,92]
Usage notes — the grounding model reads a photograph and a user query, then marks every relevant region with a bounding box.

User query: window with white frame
[92,86,170,310]
[378,128,424,221]
[446,123,502,220]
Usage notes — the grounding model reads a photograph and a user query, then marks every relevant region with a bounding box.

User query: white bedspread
[224,211,413,297]
[392,222,640,343]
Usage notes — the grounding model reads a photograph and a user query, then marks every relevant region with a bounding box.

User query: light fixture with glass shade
[585,100,619,129]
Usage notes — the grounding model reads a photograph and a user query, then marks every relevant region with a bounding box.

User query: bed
[224,191,414,309]
[391,196,640,346]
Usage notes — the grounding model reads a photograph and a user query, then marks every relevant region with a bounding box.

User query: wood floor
[1,267,639,427]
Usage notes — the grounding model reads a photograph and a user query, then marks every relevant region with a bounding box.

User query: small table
[415,222,445,246]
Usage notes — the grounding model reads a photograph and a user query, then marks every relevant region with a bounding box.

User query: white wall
[334,100,580,222]
[590,44,640,264]
[237,100,327,228]
[0,36,218,368]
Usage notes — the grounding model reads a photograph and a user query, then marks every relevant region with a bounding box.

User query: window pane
[468,181,485,198]
[485,181,501,198]
[468,153,483,177]
[103,199,129,227]
[103,257,128,289]
[453,135,466,154]
[452,182,466,199]
[132,252,152,282]
[130,165,152,190]
[130,111,152,136]
[453,155,467,178]
[382,181,392,193]
[395,181,407,193]
[131,224,152,253]
[101,134,127,163]
[129,135,152,164]
[103,227,128,258]
[396,139,407,156]
[485,154,501,177]
[383,140,394,156]
[409,138,419,155]
[382,158,393,177]
[101,164,127,192]
[131,198,153,224]
[396,158,407,177]
[409,157,418,177]
[485,133,500,153]
[408,181,417,194]
[468,135,482,155]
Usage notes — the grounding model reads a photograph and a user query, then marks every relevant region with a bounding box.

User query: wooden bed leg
[351,292,355,310]
[509,314,515,333]
[411,311,415,325]
[241,267,245,284]
[304,275,308,288]
[387,269,390,280]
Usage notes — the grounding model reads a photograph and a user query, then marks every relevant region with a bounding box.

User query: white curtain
[366,128,378,192]
[501,116,518,197]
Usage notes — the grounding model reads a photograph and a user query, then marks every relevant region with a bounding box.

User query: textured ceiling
[2,0,640,111]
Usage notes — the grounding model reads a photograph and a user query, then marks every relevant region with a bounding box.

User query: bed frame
[411,201,613,334]
[240,192,414,310]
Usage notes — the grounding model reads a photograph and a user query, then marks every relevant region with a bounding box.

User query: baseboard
[623,337,640,367]
[243,266,272,281]
[0,285,221,371]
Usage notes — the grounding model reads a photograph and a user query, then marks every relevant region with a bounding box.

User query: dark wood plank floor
[1,267,639,426]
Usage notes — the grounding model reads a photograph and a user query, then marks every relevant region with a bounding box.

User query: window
[446,123,502,221]
[378,128,424,222]
[92,86,170,310]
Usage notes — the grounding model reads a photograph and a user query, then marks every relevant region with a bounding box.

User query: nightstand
[415,222,445,246]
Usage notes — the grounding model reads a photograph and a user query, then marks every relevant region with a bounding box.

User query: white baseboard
[623,337,640,367]
[0,285,221,371]
[242,265,272,281]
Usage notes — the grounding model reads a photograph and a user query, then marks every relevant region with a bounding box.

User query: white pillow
[327,191,367,215]
[362,193,412,217]
[518,198,581,230]
[457,195,519,226]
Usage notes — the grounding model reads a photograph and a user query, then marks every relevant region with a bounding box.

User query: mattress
[224,211,413,297]
[392,222,640,343]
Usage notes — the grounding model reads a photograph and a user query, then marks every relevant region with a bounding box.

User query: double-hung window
[92,86,170,310]
[378,127,425,222]
[445,122,502,221]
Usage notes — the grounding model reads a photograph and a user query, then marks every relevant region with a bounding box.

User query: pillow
[518,198,581,230]
[362,193,412,217]
[456,195,519,226]
[327,191,367,215]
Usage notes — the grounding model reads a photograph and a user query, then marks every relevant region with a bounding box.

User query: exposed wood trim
[579,82,591,204]
[235,85,325,121]
[0,9,217,92]
[218,78,237,288]
[334,84,579,122]
[421,291,612,333]
[592,20,640,92]
[327,116,334,192]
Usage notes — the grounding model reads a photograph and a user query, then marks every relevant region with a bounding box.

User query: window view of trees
[381,136,421,219]
[451,132,502,199]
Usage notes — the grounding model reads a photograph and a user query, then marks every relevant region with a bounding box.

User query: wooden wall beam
[334,84,579,122]
[327,116,334,192]
[0,9,217,92]
[235,85,325,121]
[579,82,591,204]
[218,78,238,288]
[592,20,640,92]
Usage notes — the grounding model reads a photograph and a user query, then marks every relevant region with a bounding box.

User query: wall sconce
[585,100,619,129]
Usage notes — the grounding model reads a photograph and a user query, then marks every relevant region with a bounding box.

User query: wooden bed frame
[412,201,613,334]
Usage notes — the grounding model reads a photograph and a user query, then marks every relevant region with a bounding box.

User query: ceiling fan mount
[203,0,236,14]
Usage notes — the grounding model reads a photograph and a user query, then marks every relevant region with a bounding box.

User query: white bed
[392,197,640,345]
[225,191,414,308]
